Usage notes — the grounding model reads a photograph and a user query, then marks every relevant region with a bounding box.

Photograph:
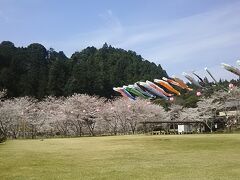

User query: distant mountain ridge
[0,41,168,98]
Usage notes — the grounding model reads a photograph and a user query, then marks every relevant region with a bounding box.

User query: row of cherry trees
[1,88,239,140]
[0,93,169,139]
[169,87,240,132]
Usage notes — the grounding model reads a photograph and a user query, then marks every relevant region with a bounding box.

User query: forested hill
[0,41,168,98]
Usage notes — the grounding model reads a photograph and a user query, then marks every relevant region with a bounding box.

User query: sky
[1,0,240,81]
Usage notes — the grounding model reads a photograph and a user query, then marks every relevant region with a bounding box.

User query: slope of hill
[0,41,168,98]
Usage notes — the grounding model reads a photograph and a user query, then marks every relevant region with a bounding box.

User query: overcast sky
[1,0,240,81]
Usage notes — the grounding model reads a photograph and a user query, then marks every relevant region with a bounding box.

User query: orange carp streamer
[154,79,181,96]
[162,77,184,89]
[171,76,193,91]
[146,80,173,97]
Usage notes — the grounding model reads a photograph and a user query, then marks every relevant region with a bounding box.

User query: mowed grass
[0,134,240,180]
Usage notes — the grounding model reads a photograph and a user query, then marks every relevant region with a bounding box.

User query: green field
[0,134,240,180]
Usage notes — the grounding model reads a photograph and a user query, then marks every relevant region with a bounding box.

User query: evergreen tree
[0,41,168,99]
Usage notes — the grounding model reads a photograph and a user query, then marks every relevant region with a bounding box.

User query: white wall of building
[178,125,191,133]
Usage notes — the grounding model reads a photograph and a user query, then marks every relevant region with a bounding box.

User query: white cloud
[43,2,240,82]
[42,9,124,56]
[98,9,123,33]
[143,4,240,63]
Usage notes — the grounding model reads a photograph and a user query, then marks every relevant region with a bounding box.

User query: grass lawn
[0,134,240,180]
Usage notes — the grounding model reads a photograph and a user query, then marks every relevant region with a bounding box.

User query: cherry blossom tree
[59,94,105,136]
[25,97,66,138]
[0,90,8,142]
[0,97,35,139]
[1,86,239,140]
[35,96,73,137]
[0,99,14,140]
[168,104,182,121]
[211,88,240,131]
[194,89,240,132]
[101,101,121,135]
[196,96,223,132]
[0,89,7,99]
[102,98,168,134]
